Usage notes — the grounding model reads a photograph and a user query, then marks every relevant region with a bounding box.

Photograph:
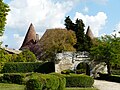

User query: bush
[15,50,37,62]
[0,73,27,84]
[111,70,120,75]
[76,69,86,74]
[97,73,120,83]
[64,74,94,87]
[61,69,74,74]
[26,73,66,90]
[1,62,55,73]
[50,73,66,90]
[26,79,43,90]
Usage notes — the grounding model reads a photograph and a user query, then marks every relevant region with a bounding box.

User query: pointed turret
[20,23,36,50]
[86,26,94,39]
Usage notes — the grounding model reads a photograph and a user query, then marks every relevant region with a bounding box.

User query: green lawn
[0,83,25,90]
[0,83,98,90]
[66,87,99,90]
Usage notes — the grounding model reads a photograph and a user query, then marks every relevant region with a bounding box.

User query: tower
[86,26,94,39]
[20,23,37,50]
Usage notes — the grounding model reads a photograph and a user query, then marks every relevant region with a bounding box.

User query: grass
[66,88,99,90]
[0,83,98,90]
[0,83,25,90]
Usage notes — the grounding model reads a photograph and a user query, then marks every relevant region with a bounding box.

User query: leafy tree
[0,48,12,71]
[15,50,37,62]
[0,0,10,36]
[90,34,120,75]
[32,29,77,61]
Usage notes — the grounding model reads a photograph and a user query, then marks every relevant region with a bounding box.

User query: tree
[74,19,86,51]
[64,16,75,30]
[34,29,77,61]
[15,50,37,62]
[0,0,10,36]
[64,17,92,52]
[90,34,120,75]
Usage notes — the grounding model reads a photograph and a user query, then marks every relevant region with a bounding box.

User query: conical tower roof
[86,26,94,39]
[20,23,36,50]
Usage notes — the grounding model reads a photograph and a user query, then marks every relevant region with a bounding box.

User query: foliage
[26,79,43,90]
[98,73,120,83]
[64,16,92,52]
[64,16,75,30]
[25,73,66,90]
[90,35,120,75]
[111,70,120,75]
[61,69,75,74]
[0,73,26,84]
[34,29,77,61]
[0,0,10,36]
[15,50,37,62]
[0,49,12,71]
[64,74,94,87]
[1,62,55,73]
[50,73,66,90]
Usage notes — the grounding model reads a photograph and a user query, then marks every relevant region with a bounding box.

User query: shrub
[98,73,120,83]
[1,62,55,73]
[76,69,86,74]
[26,79,43,90]
[1,73,27,84]
[26,73,66,90]
[50,73,66,90]
[61,69,74,74]
[64,74,94,87]
[15,50,37,62]
[111,70,120,75]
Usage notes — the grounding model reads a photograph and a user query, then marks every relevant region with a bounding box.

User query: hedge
[50,73,66,90]
[1,62,55,73]
[0,73,28,84]
[111,70,120,75]
[25,73,66,90]
[97,73,120,83]
[64,74,94,87]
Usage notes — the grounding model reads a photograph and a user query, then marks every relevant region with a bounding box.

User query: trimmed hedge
[97,73,120,83]
[50,73,66,90]
[0,73,27,84]
[26,73,66,90]
[1,62,55,73]
[111,70,120,75]
[64,74,94,87]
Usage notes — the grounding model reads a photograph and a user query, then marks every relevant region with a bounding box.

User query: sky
[0,0,120,49]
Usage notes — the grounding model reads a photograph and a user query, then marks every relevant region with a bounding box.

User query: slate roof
[20,23,37,50]
[86,26,94,39]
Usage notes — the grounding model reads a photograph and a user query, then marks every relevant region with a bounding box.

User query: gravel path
[94,80,120,90]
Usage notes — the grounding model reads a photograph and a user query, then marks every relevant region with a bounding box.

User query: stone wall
[55,51,108,78]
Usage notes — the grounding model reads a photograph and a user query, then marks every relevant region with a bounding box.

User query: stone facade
[55,51,107,77]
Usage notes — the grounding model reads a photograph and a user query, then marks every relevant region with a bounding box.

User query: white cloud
[13,34,24,48]
[112,23,120,37]
[6,0,78,31]
[4,0,80,49]
[73,12,107,36]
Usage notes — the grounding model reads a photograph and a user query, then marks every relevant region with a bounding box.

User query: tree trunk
[106,61,111,75]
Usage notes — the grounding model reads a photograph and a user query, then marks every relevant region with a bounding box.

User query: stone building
[20,24,107,77]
